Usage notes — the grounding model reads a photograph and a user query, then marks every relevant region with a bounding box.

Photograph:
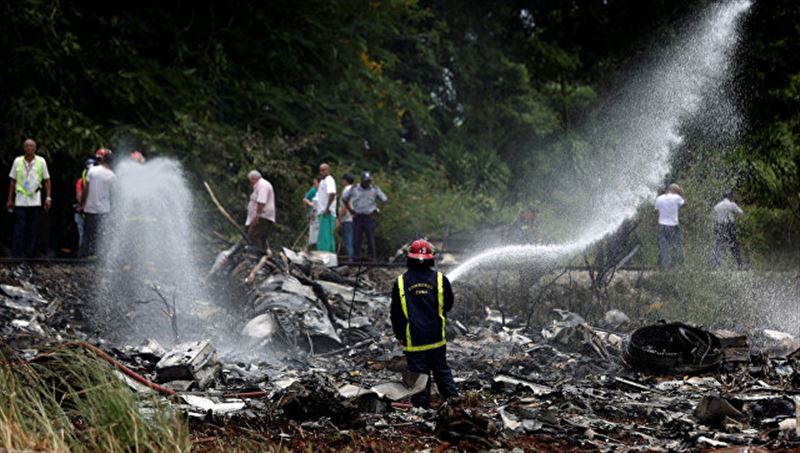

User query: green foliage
[370,170,485,254]
[735,0,800,222]
[738,206,800,268]
[439,143,511,194]
[0,0,797,259]
[745,120,800,220]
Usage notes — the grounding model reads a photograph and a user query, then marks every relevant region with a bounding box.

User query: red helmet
[407,239,435,260]
[130,151,145,163]
[95,148,112,160]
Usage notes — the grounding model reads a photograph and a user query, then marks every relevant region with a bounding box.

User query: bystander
[712,190,744,268]
[80,148,115,257]
[343,171,388,261]
[315,164,337,253]
[245,170,275,253]
[339,173,355,260]
[6,139,51,258]
[654,183,687,267]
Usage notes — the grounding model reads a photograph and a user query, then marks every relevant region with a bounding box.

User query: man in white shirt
[315,163,337,253]
[712,190,744,268]
[245,170,275,253]
[6,139,51,257]
[80,148,116,257]
[654,183,687,267]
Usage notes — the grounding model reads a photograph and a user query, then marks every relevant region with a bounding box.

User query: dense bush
[0,1,797,260]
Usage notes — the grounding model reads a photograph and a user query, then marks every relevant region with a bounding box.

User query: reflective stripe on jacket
[15,156,43,196]
[391,268,454,352]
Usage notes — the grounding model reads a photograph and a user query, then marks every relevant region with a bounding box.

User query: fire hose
[33,341,419,408]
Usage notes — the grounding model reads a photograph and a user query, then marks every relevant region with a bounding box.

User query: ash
[2,253,800,451]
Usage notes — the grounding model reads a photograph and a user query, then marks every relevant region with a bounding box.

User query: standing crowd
[283,162,387,262]
[5,140,148,258]
[6,139,745,269]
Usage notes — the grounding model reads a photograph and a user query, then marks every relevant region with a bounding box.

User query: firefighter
[390,239,459,408]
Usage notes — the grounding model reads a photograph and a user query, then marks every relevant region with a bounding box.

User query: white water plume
[449,0,752,281]
[96,158,217,347]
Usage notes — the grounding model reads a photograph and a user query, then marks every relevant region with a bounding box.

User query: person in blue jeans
[390,240,458,408]
[338,173,355,261]
[654,184,687,267]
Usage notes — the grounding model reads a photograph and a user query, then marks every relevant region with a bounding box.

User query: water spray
[449,0,752,282]
[96,158,216,347]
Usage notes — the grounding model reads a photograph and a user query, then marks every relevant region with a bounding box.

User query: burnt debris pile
[2,256,800,450]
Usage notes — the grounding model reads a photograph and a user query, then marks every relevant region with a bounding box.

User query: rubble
[155,340,221,390]
[2,258,800,451]
[271,373,352,421]
[180,394,246,417]
[601,308,631,329]
[624,322,723,374]
[759,329,800,356]
[492,374,555,396]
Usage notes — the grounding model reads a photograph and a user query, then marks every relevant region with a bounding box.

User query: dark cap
[361,171,372,181]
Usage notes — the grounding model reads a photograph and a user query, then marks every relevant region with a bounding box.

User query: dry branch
[204,181,251,245]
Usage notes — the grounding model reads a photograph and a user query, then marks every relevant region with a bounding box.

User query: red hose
[34,341,271,399]
[42,341,177,396]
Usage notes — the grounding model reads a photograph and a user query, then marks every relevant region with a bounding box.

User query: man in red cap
[129,151,146,164]
[390,239,458,408]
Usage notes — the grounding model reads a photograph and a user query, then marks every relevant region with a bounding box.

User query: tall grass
[0,344,190,452]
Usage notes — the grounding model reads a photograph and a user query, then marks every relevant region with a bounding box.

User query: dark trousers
[657,225,685,267]
[353,213,377,261]
[713,222,742,268]
[341,221,354,259]
[247,219,273,252]
[12,206,41,258]
[81,213,105,258]
[405,346,458,408]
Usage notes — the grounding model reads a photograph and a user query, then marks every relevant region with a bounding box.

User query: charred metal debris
[2,252,800,451]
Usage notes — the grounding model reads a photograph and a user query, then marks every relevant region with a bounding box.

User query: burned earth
[2,250,800,452]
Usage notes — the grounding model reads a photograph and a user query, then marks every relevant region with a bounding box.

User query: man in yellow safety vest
[6,139,51,257]
[390,239,458,408]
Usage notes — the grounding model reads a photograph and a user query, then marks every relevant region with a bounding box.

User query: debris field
[2,249,800,451]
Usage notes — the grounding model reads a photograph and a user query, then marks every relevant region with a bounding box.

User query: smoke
[449,0,752,281]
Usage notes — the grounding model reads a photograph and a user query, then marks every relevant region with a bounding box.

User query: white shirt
[713,199,743,224]
[84,165,116,214]
[340,185,353,223]
[654,193,685,226]
[9,156,50,207]
[314,175,337,217]
[246,178,276,226]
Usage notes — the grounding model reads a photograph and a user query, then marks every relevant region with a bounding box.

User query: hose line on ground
[34,341,271,399]
[33,341,418,406]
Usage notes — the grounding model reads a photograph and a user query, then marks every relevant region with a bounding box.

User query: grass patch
[0,344,190,452]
